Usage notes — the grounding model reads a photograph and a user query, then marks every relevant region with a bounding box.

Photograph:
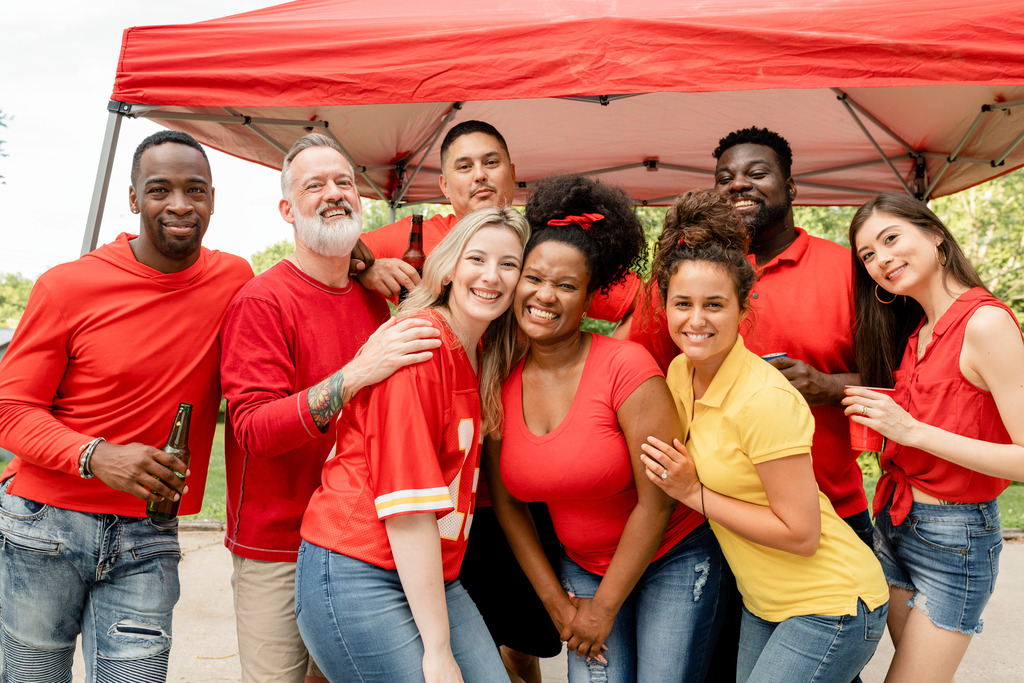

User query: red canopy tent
[85,0,1024,253]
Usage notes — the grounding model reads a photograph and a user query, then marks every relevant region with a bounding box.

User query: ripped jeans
[0,476,182,682]
[559,522,726,683]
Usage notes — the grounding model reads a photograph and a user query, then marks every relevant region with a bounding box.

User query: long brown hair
[397,206,530,437]
[848,192,988,387]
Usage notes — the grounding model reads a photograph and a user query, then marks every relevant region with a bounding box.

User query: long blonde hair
[398,207,530,437]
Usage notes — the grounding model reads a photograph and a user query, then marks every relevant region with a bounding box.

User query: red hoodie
[0,233,252,516]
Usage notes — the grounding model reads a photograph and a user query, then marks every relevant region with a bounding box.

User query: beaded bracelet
[78,437,105,479]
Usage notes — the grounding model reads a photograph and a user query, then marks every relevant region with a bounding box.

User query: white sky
[0,1,290,278]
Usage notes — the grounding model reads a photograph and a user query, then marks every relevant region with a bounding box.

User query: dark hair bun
[668,190,750,253]
[524,173,646,293]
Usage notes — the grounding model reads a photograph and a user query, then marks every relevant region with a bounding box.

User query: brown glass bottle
[399,214,426,302]
[146,402,192,521]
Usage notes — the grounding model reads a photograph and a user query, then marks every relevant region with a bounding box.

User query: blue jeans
[559,523,726,683]
[0,476,182,682]
[874,497,1001,635]
[294,540,509,682]
[737,599,887,683]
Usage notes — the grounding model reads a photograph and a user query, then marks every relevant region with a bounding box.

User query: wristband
[78,437,105,479]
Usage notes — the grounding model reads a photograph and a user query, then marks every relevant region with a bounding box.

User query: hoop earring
[935,243,948,267]
[875,284,897,304]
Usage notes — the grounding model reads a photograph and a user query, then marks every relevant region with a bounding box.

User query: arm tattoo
[308,370,352,432]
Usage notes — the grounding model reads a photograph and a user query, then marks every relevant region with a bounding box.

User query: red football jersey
[300,310,482,581]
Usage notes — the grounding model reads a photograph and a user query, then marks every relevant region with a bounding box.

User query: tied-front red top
[875,287,1016,525]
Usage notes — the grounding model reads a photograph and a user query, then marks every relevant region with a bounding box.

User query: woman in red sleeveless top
[844,192,1024,682]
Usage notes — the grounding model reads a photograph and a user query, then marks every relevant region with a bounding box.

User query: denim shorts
[874,496,1001,635]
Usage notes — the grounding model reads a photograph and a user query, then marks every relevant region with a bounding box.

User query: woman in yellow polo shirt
[638,190,889,682]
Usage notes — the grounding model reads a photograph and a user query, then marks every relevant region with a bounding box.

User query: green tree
[250,240,293,275]
[794,205,857,245]
[932,170,1024,321]
[792,170,1024,322]
[0,272,34,327]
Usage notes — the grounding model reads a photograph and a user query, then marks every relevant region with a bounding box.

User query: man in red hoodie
[0,131,253,681]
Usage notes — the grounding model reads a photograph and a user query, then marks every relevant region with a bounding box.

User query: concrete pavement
[74,525,1024,682]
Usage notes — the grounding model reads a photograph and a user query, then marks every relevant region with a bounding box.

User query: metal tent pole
[82,101,127,256]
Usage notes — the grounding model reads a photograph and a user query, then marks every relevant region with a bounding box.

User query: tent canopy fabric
[105,0,1024,210]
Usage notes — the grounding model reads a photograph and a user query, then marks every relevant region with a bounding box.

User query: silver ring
[660,470,668,480]
[860,405,868,416]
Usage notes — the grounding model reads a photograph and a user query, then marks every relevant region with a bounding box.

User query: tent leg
[82,105,124,256]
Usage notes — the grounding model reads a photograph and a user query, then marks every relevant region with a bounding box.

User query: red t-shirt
[361,214,639,322]
[0,233,252,516]
[875,288,1016,525]
[300,311,482,581]
[221,260,390,561]
[499,334,703,576]
[629,229,866,518]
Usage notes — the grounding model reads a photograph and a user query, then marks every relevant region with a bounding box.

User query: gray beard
[294,207,361,257]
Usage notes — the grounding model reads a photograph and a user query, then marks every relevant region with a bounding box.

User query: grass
[188,421,228,522]
[3,435,1023,529]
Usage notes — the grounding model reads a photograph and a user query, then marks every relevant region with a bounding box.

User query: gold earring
[935,244,947,267]
[875,284,897,304]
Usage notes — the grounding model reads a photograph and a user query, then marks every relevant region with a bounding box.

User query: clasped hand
[558,594,611,664]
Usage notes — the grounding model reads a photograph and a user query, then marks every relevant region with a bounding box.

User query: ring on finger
[660,469,668,480]
[860,405,868,416]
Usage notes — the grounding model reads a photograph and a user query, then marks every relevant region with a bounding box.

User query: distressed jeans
[0,476,182,682]
[559,522,727,683]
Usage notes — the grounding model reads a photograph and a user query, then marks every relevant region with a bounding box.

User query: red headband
[547,213,604,231]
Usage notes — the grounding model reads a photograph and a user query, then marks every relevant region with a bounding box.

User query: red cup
[847,387,896,452]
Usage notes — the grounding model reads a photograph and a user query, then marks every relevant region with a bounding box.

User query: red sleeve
[220,295,322,459]
[366,346,455,520]
[360,217,414,260]
[0,280,89,474]
[586,272,641,322]
[626,281,680,372]
[607,339,664,409]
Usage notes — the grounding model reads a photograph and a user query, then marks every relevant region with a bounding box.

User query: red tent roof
[108,0,1024,205]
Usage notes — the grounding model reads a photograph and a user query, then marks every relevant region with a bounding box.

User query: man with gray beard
[219,134,443,683]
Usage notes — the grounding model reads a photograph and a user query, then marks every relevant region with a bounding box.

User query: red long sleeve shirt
[0,233,252,516]
[221,260,390,561]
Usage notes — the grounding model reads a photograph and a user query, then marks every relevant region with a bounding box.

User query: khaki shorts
[231,554,325,681]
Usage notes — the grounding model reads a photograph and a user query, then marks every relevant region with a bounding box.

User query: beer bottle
[146,402,193,521]
[399,214,426,301]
